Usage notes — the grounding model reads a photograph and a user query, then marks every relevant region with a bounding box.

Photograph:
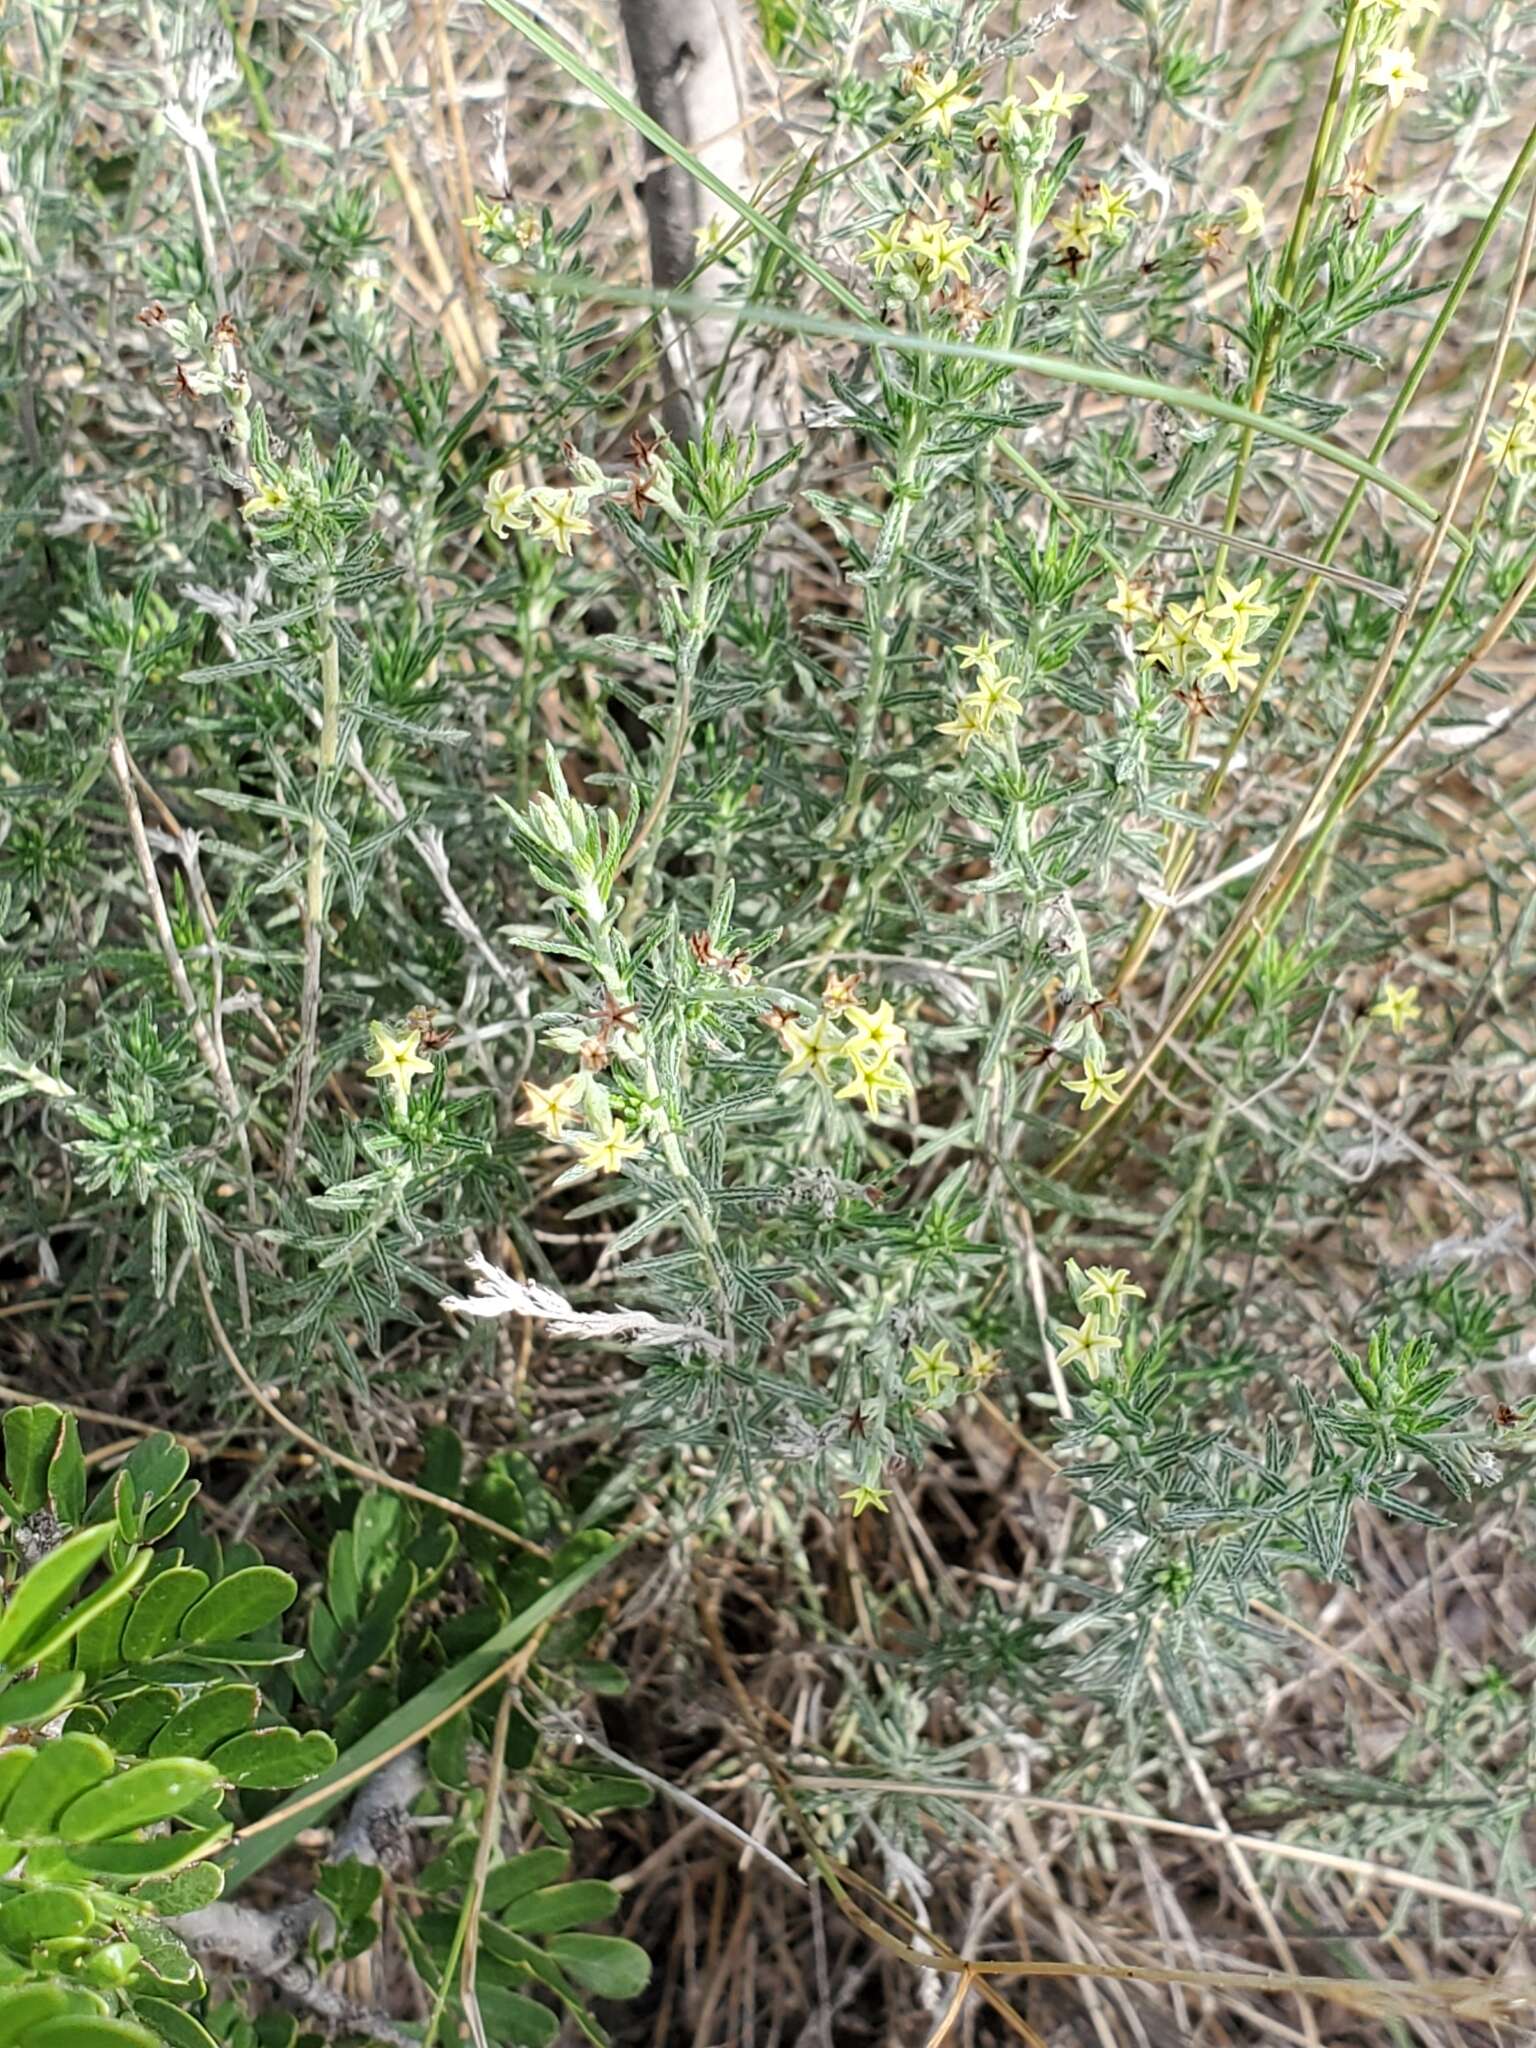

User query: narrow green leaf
[0,1524,116,1670]
[128,2001,218,2048]
[3,1408,63,1517]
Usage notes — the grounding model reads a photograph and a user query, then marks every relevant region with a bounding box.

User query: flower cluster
[484,470,600,556]
[773,993,915,1120]
[1053,1259,1147,1385]
[1052,181,1140,260]
[1120,573,1279,699]
[1486,382,1536,476]
[936,632,1026,755]
[516,1069,650,1177]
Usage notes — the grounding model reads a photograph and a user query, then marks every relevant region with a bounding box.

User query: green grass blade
[499,270,1457,540]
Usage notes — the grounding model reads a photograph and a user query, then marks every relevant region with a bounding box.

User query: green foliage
[2,0,1535,2039]
[0,1407,328,2048]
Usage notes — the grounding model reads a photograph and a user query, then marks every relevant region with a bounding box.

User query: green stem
[827,427,925,846]
[619,537,716,937]
[281,579,340,1182]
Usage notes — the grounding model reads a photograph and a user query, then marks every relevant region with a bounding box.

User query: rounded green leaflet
[0,1884,96,1947]
[178,1568,296,1645]
[30,2020,160,2048]
[119,1570,209,1665]
[0,1750,35,1817]
[58,1759,222,1843]
[0,1525,117,1670]
[0,1670,84,1731]
[3,1734,115,1838]
[545,1933,652,2000]
[0,1987,106,2045]
[208,1727,336,1790]
[500,1880,620,1934]
[148,1685,258,1760]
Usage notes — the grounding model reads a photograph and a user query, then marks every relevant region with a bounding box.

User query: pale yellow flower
[964,670,1025,730]
[780,1012,847,1084]
[906,65,974,137]
[835,1052,913,1116]
[1088,184,1138,237]
[903,216,974,286]
[1053,1312,1121,1381]
[908,1339,960,1403]
[484,467,532,537]
[526,487,594,556]
[1062,1057,1127,1112]
[936,700,993,754]
[1229,185,1267,238]
[366,1024,434,1114]
[516,1074,584,1140]
[1025,72,1087,123]
[1363,46,1428,108]
[956,630,1011,677]
[571,1118,646,1175]
[1208,575,1278,635]
[842,1000,908,1063]
[1107,575,1158,627]
[842,1481,891,1516]
[1078,1266,1146,1320]
[1371,980,1423,1033]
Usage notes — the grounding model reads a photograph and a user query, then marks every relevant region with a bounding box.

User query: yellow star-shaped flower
[1487,419,1536,475]
[1197,631,1262,692]
[936,700,993,754]
[903,216,974,286]
[1362,46,1428,108]
[835,1052,913,1117]
[908,1339,960,1404]
[1078,1266,1146,1321]
[842,1000,908,1063]
[1062,1057,1128,1112]
[842,1480,891,1517]
[956,630,1011,677]
[516,1074,584,1140]
[964,670,1026,730]
[1208,575,1277,635]
[366,1023,435,1114]
[571,1118,647,1175]
[965,1339,1002,1386]
[781,1012,847,1084]
[1089,183,1138,237]
[1053,1312,1121,1381]
[1371,980,1423,1033]
[1228,185,1267,238]
[1025,72,1087,123]
[906,65,974,138]
[1107,575,1158,626]
[526,488,594,556]
[484,467,532,537]
[861,219,908,277]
